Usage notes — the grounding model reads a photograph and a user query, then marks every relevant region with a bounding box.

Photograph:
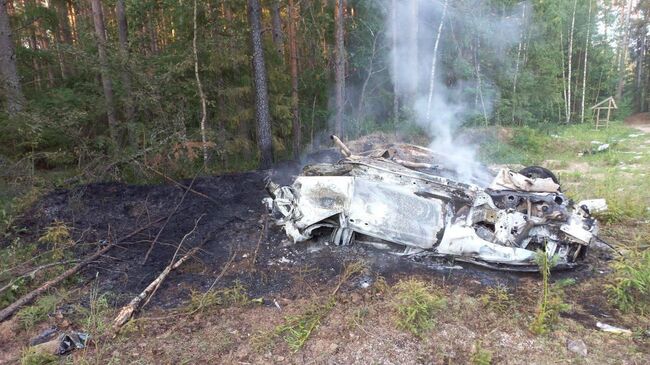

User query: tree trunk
[391,0,398,125]
[90,0,118,144]
[566,0,577,124]
[193,0,209,167]
[334,0,345,136]
[116,0,134,127]
[425,0,448,123]
[511,3,526,125]
[248,0,274,168]
[0,0,25,114]
[288,0,300,158]
[580,0,592,124]
[271,1,284,56]
[475,34,488,126]
[616,0,632,101]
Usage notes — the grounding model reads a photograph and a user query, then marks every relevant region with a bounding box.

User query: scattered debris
[596,322,632,335]
[28,329,90,356]
[567,339,588,357]
[264,136,604,271]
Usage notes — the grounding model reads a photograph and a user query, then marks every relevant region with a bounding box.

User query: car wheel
[519,166,560,186]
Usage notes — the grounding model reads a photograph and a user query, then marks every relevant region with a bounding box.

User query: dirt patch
[624,112,650,133]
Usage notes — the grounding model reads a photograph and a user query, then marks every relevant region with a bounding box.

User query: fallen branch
[142,172,200,264]
[135,161,219,206]
[0,216,167,323]
[112,227,202,334]
[0,260,80,296]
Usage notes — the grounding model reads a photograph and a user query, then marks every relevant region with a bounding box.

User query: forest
[0,0,648,176]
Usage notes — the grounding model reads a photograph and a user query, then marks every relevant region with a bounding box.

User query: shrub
[393,279,446,338]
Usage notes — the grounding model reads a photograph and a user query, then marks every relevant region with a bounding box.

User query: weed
[470,341,493,365]
[607,250,650,314]
[275,298,336,352]
[186,281,249,312]
[250,329,278,354]
[393,279,446,338]
[38,220,71,246]
[20,347,58,365]
[17,294,61,330]
[530,250,570,335]
[78,286,110,334]
[480,285,513,314]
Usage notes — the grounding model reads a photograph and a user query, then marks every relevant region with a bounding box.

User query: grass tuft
[393,279,446,338]
[470,341,493,365]
[17,294,61,330]
[186,281,249,313]
[276,298,335,352]
[607,250,650,314]
[480,285,514,314]
[20,347,58,365]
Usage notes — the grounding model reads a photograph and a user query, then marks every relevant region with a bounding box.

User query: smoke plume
[387,0,530,185]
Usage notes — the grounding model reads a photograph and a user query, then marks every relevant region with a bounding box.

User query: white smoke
[387,0,530,185]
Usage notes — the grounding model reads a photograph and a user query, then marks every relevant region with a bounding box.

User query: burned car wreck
[264,135,606,271]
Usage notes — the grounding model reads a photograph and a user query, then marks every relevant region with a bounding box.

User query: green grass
[16,294,62,330]
[470,341,493,365]
[275,298,336,352]
[186,281,250,313]
[20,347,58,365]
[393,279,446,338]
[607,250,650,315]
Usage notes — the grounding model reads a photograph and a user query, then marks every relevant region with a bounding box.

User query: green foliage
[275,298,336,352]
[186,281,250,313]
[607,250,650,315]
[470,341,493,365]
[17,294,62,330]
[480,285,514,314]
[393,279,446,338]
[530,250,571,335]
[20,347,58,365]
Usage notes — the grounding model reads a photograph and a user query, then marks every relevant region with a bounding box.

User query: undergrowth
[276,298,336,352]
[393,279,446,338]
[530,251,571,335]
[186,281,250,313]
[17,293,62,330]
[607,250,650,314]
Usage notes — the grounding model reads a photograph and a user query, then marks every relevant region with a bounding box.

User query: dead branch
[142,173,200,264]
[330,135,352,157]
[0,216,167,323]
[0,260,80,295]
[137,162,219,205]
[112,238,200,334]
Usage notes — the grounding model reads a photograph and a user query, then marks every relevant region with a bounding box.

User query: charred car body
[264,136,605,271]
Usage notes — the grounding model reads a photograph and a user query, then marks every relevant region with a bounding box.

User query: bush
[608,250,650,314]
[393,279,446,338]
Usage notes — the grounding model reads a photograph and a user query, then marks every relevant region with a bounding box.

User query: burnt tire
[519,166,560,187]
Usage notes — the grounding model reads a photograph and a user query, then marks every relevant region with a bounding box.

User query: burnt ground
[1,162,647,364]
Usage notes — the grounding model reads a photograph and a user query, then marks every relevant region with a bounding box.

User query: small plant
[38,220,71,245]
[470,341,493,365]
[78,286,110,335]
[275,298,335,352]
[20,347,58,365]
[530,250,570,335]
[607,250,650,314]
[480,285,513,314]
[186,281,249,312]
[17,294,61,330]
[393,279,446,338]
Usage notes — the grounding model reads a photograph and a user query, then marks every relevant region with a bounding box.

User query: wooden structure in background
[591,97,618,129]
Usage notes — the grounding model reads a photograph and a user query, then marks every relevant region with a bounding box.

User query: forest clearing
[1,0,650,364]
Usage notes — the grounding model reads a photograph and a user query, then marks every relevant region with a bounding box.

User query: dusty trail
[625,112,650,133]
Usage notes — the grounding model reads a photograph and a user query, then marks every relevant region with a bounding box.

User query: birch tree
[580,0,592,124]
[566,0,577,124]
[426,0,448,123]
[116,0,134,125]
[193,0,209,167]
[334,0,345,136]
[616,0,633,101]
[511,3,526,125]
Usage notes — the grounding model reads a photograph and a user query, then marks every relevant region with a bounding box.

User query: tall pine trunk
[271,1,284,56]
[391,0,398,125]
[90,0,118,144]
[334,0,345,136]
[248,0,274,168]
[616,0,632,101]
[116,0,134,126]
[0,0,24,114]
[288,0,300,158]
[511,3,526,125]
